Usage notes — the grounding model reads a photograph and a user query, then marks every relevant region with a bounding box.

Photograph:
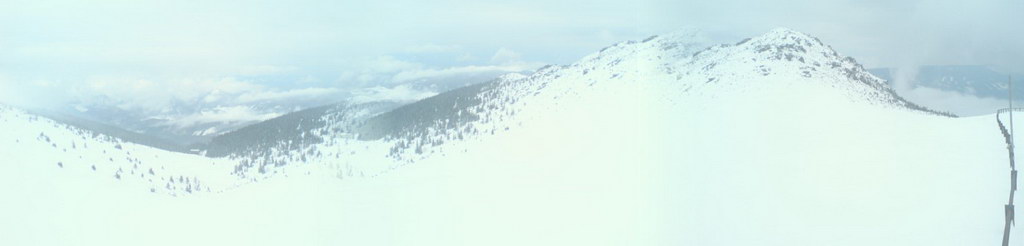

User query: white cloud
[391,65,534,83]
[76,77,263,113]
[337,54,541,87]
[0,77,20,107]
[357,73,378,83]
[350,85,438,104]
[235,87,341,104]
[365,56,423,74]
[490,47,522,65]
[898,86,1009,116]
[0,76,29,107]
[72,76,344,113]
[404,44,461,54]
[336,56,427,84]
[337,71,358,82]
[886,66,1011,116]
[457,53,477,62]
[160,106,282,129]
[296,75,320,84]
[237,65,298,76]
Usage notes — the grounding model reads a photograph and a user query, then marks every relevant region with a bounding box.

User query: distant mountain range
[869,65,1023,99]
[36,74,508,149]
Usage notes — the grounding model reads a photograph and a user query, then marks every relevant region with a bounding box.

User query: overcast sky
[1,0,1022,115]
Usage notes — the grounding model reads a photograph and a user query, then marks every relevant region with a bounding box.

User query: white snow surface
[0,28,1020,245]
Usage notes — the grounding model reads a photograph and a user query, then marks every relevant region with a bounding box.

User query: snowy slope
[0,28,1019,245]
[0,105,243,196]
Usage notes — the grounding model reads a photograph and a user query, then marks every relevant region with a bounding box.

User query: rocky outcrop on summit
[676,28,953,117]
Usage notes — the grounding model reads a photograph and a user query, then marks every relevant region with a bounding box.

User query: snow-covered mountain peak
[574,29,713,68]
[170,28,950,180]
[574,28,870,89]
[742,28,845,66]
[751,27,824,45]
[654,27,949,116]
[694,28,837,67]
[644,28,710,50]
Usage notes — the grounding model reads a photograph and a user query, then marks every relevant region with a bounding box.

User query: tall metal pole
[1006,75,1016,246]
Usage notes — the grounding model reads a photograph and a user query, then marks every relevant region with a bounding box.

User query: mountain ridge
[214,28,956,178]
[1,28,1017,245]
[1,28,959,182]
